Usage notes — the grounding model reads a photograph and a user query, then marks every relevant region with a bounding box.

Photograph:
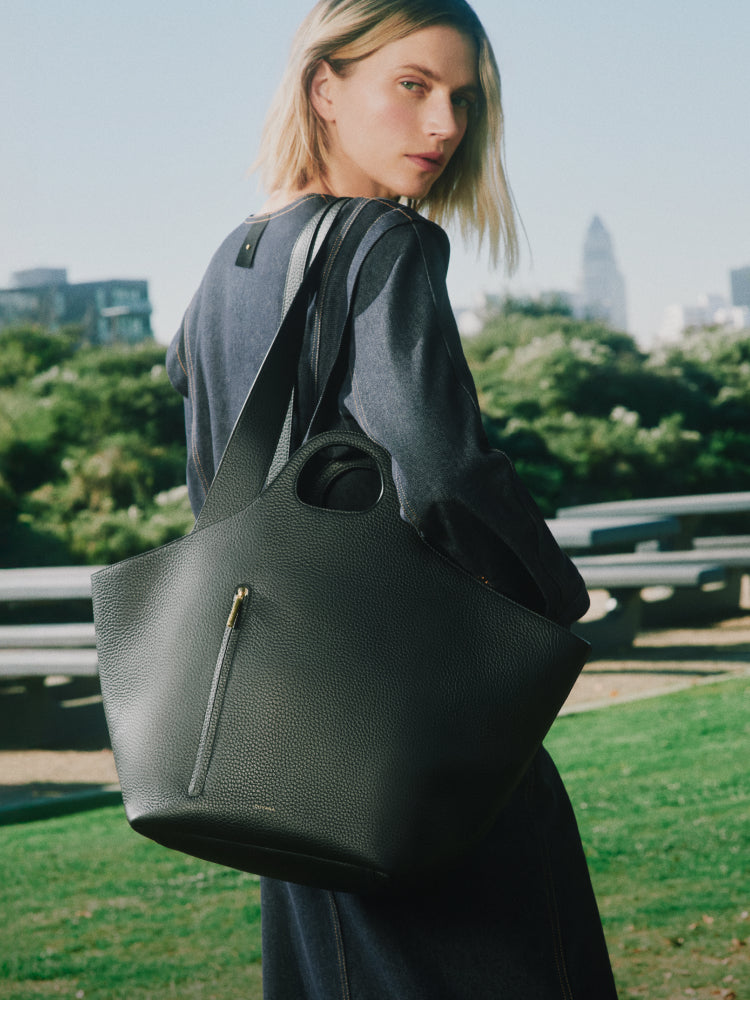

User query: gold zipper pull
[226,587,249,628]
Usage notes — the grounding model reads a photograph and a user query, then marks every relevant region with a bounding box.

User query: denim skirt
[260,746,617,999]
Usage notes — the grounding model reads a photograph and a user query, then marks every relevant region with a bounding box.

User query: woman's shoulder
[202,197,448,280]
[336,198,451,285]
[346,198,448,246]
[182,196,450,331]
[208,195,335,269]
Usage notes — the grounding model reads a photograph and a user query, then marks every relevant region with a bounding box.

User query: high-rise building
[730,266,750,309]
[578,215,628,332]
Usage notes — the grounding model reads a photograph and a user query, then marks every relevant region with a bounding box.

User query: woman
[167,0,616,998]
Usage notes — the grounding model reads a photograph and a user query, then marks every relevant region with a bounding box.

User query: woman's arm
[340,216,589,626]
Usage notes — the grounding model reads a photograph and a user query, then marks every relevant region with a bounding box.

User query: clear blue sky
[3,0,749,346]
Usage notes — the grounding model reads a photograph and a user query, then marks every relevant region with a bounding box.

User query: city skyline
[3,1,749,348]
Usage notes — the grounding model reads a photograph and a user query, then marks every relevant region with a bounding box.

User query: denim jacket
[167,196,589,626]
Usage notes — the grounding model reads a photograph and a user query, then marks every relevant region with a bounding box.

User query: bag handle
[265,201,345,486]
[193,198,348,532]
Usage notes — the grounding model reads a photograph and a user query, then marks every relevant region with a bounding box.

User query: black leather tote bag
[92,201,590,893]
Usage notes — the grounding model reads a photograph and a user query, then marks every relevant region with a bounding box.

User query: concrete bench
[559,494,750,639]
[0,567,100,681]
[559,491,750,520]
[548,514,681,553]
[558,491,750,549]
[576,559,728,589]
[0,648,99,679]
[692,534,750,550]
[579,547,750,630]
[0,566,99,602]
[574,558,730,652]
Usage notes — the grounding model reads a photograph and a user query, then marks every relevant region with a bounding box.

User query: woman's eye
[452,94,473,110]
[400,80,424,93]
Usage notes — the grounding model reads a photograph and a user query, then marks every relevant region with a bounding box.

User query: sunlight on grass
[1,808,262,999]
[1,676,748,999]
[547,675,750,1000]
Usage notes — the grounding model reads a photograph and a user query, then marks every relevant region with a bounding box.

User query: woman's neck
[259,180,333,215]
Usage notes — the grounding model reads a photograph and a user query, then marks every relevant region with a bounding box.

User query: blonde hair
[254,0,519,271]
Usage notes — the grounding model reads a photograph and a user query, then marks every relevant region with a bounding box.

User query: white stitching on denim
[393,467,419,526]
[173,341,188,380]
[311,207,361,395]
[311,203,396,396]
[349,364,375,440]
[246,193,335,226]
[350,361,419,526]
[370,197,414,220]
[326,891,351,1000]
[345,212,434,530]
[182,317,210,493]
[411,222,479,411]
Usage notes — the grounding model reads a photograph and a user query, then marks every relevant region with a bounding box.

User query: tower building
[578,216,628,332]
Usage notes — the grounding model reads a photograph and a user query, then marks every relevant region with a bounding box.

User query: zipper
[188,587,249,797]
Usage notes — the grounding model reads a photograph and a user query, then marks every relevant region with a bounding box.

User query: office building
[0,269,152,344]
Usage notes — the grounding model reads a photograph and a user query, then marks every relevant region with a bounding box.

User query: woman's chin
[396,181,436,202]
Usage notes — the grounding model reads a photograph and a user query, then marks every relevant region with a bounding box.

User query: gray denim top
[166,196,588,626]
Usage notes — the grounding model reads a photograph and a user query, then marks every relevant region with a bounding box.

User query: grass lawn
[1,676,748,999]
[0,807,263,1000]
[546,674,750,1000]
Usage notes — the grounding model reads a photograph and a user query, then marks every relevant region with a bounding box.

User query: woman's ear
[310,61,336,122]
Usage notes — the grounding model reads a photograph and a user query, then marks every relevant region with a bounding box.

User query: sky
[3,0,749,348]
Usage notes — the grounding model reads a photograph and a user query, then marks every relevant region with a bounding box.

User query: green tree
[0,325,78,387]
[463,305,750,512]
[0,329,192,566]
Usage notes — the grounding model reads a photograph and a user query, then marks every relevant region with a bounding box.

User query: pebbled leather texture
[92,429,589,892]
[91,203,590,893]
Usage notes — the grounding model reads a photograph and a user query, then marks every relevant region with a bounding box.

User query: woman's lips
[407,153,445,173]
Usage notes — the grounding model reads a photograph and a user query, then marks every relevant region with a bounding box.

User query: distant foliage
[2,312,750,568]
[0,326,192,566]
[463,309,750,515]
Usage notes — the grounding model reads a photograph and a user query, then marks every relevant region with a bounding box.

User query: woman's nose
[426,94,463,142]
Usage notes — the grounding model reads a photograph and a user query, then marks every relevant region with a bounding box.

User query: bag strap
[193,198,347,532]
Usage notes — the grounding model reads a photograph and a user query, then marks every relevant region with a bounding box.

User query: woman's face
[311,25,478,201]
